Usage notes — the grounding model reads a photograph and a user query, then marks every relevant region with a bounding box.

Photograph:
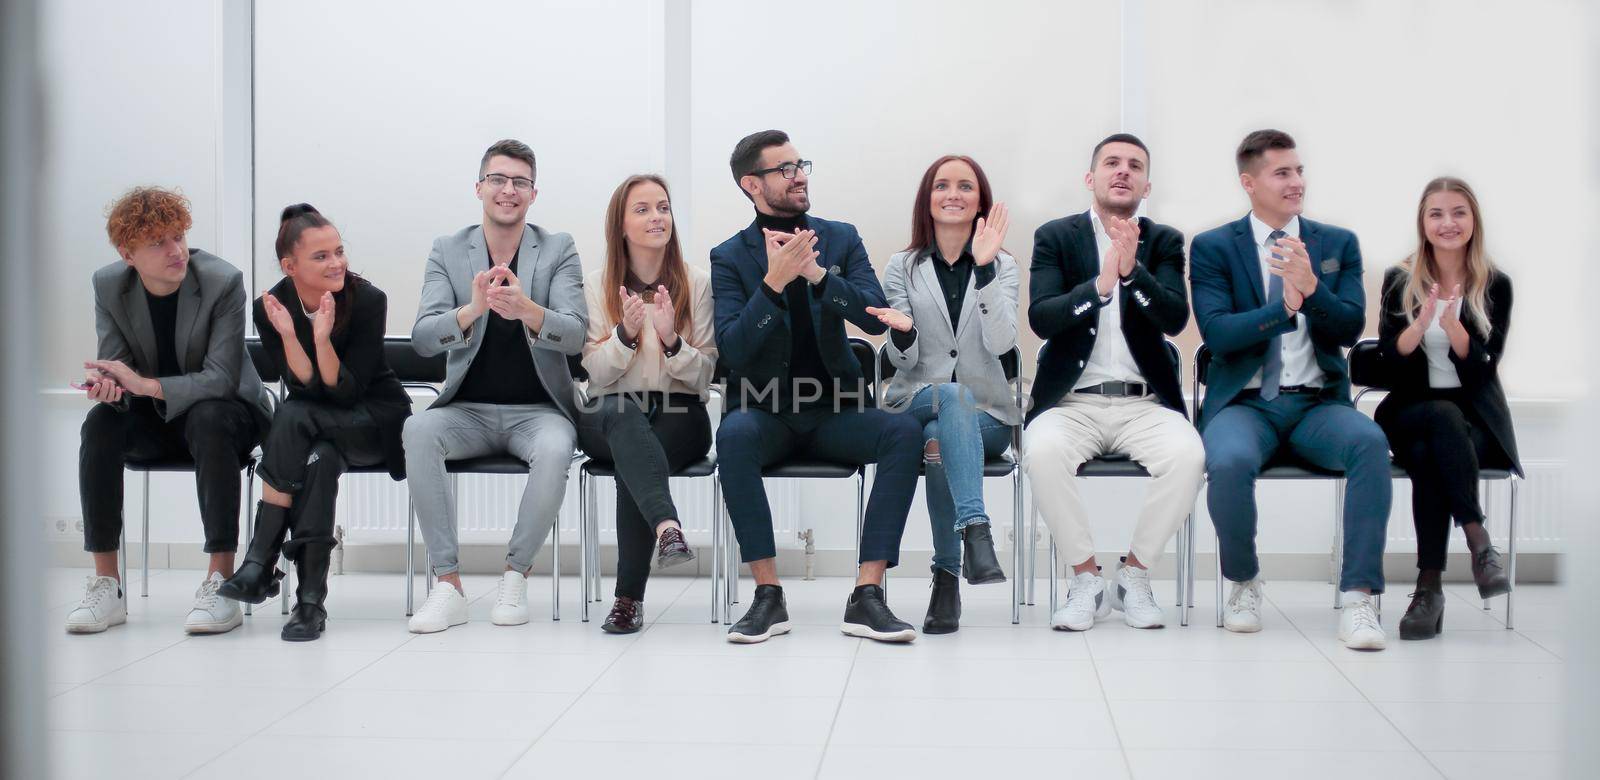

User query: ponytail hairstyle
[276,203,364,338]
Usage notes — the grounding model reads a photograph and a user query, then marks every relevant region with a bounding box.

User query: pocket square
[1320,258,1341,274]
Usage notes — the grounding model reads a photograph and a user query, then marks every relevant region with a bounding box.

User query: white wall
[39,0,1592,563]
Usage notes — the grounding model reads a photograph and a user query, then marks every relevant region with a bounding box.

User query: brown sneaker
[655,526,696,570]
[601,596,643,634]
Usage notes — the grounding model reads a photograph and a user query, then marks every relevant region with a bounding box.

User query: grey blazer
[91,249,273,432]
[882,248,1023,425]
[411,223,587,421]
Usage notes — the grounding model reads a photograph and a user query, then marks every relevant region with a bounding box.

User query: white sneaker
[185,572,243,635]
[1111,562,1165,629]
[490,571,530,626]
[1338,592,1387,651]
[65,575,126,634]
[1223,577,1264,633]
[1051,571,1111,631]
[409,583,469,634]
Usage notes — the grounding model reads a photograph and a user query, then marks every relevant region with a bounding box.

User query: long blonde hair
[1399,177,1495,337]
[600,174,691,335]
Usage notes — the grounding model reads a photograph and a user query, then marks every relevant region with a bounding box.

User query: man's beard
[762,186,810,217]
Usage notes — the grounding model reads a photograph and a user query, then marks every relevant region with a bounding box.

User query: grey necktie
[1261,229,1287,401]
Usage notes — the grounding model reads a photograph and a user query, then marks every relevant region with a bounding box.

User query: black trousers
[79,398,259,553]
[1378,391,1509,571]
[577,393,711,601]
[256,399,385,561]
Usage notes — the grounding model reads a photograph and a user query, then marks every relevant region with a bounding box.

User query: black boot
[1398,571,1446,641]
[922,568,961,634]
[960,522,1007,585]
[217,502,288,604]
[281,543,330,642]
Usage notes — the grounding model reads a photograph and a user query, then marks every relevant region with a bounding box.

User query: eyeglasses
[480,173,535,193]
[748,160,812,180]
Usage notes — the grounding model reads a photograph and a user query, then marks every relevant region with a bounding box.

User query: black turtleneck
[753,210,831,407]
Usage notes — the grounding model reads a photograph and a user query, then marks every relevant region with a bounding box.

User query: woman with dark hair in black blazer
[218,204,411,641]
[1376,177,1520,641]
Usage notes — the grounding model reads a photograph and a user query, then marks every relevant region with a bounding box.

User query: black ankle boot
[281,544,330,642]
[960,522,1007,585]
[1398,572,1446,640]
[922,568,961,634]
[218,502,289,604]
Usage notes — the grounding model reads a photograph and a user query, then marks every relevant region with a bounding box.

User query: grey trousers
[402,402,576,576]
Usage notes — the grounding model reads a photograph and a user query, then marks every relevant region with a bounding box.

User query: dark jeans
[1202,391,1393,593]
[256,399,385,560]
[79,398,259,553]
[577,393,711,601]
[1377,391,1509,571]
[716,404,922,566]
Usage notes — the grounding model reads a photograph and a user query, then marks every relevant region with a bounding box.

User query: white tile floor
[42,567,1566,779]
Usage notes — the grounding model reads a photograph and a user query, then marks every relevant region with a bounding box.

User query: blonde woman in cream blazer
[578,174,717,633]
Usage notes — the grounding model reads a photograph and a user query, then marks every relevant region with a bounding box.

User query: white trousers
[1023,394,1205,568]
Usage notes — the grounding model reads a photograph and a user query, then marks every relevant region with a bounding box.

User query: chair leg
[723,499,735,625]
[141,472,150,598]
[119,523,128,602]
[1180,513,1194,627]
[1011,467,1022,625]
[550,520,561,622]
[589,473,602,603]
[710,477,722,624]
[1506,477,1519,630]
[1332,479,1346,610]
[1048,538,1058,615]
[1175,513,1187,608]
[244,470,254,617]
[405,496,415,617]
[579,470,590,623]
[1215,533,1224,628]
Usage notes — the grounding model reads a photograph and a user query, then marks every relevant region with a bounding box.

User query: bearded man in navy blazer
[711,130,923,645]
[1191,129,1391,650]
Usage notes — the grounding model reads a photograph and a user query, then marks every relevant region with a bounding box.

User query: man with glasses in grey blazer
[405,139,587,634]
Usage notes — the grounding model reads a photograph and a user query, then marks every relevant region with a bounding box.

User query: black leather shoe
[655,526,696,570]
[841,584,917,643]
[960,522,1007,585]
[727,584,791,644]
[602,596,644,634]
[1398,589,1445,640]
[1472,546,1512,599]
[922,568,961,634]
[281,543,331,642]
[218,502,288,604]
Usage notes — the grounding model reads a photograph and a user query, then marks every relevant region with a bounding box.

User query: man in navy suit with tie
[1190,129,1391,650]
[711,130,924,645]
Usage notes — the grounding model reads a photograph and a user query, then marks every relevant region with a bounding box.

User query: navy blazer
[1190,214,1366,429]
[1027,213,1190,424]
[710,215,888,410]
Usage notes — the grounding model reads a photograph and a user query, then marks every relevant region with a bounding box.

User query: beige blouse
[580,265,718,401]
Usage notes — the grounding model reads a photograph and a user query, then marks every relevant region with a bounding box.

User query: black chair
[1027,341,1196,626]
[1348,338,1520,628]
[875,343,1027,623]
[711,337,877,625]
[1194,344,1360,627]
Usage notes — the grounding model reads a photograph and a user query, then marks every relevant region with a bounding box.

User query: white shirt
[1074,209,1146,390]
[1422,305,1463,389]
[1244,213,1323,390]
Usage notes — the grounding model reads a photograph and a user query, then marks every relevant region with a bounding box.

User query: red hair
[905,155,994,253]
[105,186,192,252]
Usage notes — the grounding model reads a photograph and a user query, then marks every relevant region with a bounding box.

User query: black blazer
[709,215,888,410]
[1026,212,1189,424]
[254,276,412,480]
[1373,265,1521,476]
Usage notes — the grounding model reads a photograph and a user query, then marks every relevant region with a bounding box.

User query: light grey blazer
[881,248,1023,425]
[91,249,274,432]
[411,223,587,421]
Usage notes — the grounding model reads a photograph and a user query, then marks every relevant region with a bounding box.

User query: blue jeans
[1202,391,1392,593]
[905,383,1012,576]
